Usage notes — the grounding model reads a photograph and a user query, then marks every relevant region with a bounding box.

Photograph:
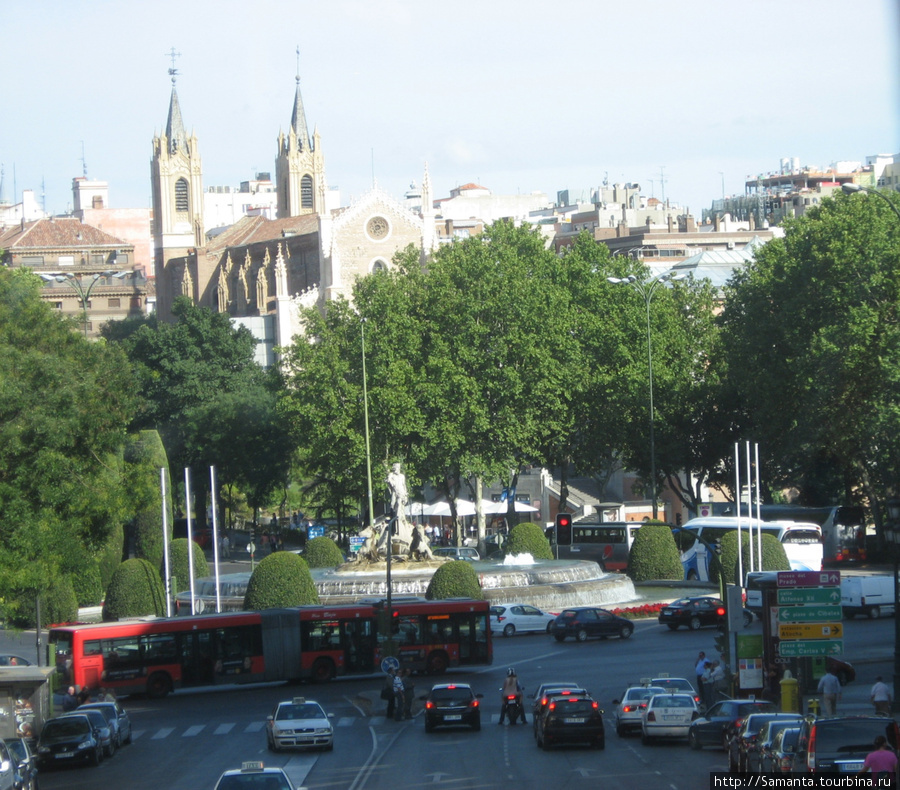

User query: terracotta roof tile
[206,214,318,253]
[0,217,126,249]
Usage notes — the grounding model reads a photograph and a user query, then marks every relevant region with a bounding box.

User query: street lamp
[841,183,900,222]
[885,497,900,713]
[607,270,687,518]
[40,270,131,337]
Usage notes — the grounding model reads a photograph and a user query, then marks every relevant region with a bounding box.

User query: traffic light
[555,513,572,544]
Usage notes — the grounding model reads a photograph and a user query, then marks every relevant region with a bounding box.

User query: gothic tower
[151,64,204,320]
[275,66,326,218]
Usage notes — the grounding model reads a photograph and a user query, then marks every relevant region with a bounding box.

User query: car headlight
[37,746,49,754]
[77,740,93,750]
[314,727,331,735]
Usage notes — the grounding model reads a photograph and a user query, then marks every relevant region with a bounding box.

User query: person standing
[383,669,397,719]
[392,667,406,721]
[401,668,415,720]
[858,735,898,785]
[817,667,842,716]
[871,676,893,717]
[694,651,707,693]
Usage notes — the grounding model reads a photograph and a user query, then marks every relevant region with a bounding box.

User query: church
[151,67,437,363]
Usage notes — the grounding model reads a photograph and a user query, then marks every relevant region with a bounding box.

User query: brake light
[497,616,506,622]
[470,699,479,709]
[647,711,656,722]
[623,705,636,713]
[425,701,434,710]
[716,607,725,616]
[806,725,816,771]
[549,702,556,711]
[591,701,599,710]
[506,695,517,701]
[447,685,456,689]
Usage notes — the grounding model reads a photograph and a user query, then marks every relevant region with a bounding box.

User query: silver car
[266,697,334,752]
[78,701,132,748]
[612,685,665,736]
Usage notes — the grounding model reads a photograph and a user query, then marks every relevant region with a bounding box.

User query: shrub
[303,536,345,568]
[103,558,166,620]
[425,560,483,600]
[714,531,790,585]
[627,522,684,581]
[8,577,80,629]
[506,521,553,560]
[165,538,210,593]
[243,552,319,610]
[69,563,104,607]
[124,430,172,570]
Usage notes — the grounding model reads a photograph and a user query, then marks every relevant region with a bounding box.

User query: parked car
[490,603,556,637]
[657,596,752,631]
[36,714,103,768]
[760,726,801,774]
[793,715,900,776]
[432,547,480,562]
[78,700,132,748]
[728,712,803,773]
[266,697,334,752]
[754,722,803,774]
[641,693,699,743]
[550,607,634,642]
[215,761,295,790]
[612,685,666,737]
[0,740,17,790]
[60,708,115,758]
[535,693,605,750]
[688,699,778,750]
[421,683,482,732]
[4,737,37,790]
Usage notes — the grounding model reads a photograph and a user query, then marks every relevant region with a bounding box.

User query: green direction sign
[776,605,842,623]
[777,588,842,606]
[778,639,843,657]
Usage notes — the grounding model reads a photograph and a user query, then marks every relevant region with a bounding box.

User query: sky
[2,0,898,218]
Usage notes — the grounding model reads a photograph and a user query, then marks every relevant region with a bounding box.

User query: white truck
[841,575,894,619]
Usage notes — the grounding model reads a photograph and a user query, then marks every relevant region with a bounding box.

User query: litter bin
[780,671,799,713]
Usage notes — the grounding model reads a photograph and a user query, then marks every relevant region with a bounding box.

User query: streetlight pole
[886,498,900,713]
[841,183,900,222]
[607,270,686,519]
[40,269,130,337]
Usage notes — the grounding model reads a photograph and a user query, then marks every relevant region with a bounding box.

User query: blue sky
[3,0,898,217]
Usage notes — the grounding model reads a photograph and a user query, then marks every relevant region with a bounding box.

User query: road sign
[779,623,843,640]
[776,571,841,588]
[776,605,842,623]
[381,656,400,673]
[777,639,843,657]
[777,588,842,606]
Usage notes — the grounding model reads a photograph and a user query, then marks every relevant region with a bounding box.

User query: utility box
[0,667,54,739]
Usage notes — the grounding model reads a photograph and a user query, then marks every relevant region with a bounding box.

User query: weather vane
[167,47,182,84]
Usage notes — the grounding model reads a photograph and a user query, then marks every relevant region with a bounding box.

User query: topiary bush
[425,560,483,600]
[714,531,790,585]
[506,521,553,560]
[303,536,345,568]
[164,538,210,593]
[9,577,80,629]
[243,552,319,610]
[103,558,166,621]
[69,562,104,607]
[124,430,172,570]
[627,522,684,581]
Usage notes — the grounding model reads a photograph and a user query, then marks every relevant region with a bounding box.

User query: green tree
[165,538,209,594]
[425,560,483,600]
[713,531,790,586]
[303,536,345,568]
[506,522,553,560]
[124,430,173,569]
[103,558,166,620]
[626,522,683,581]
[243,552,319,609]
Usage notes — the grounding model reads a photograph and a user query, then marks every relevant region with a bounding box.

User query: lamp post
[607,270,686,518]
[40,270,130,337]
[886,497,900,713]
[841,183,900,222]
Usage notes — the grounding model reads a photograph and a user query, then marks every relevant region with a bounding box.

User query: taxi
[612,684,665,737]
[641,693,699,744]
[214,761,294,790]
[265,697,334,752]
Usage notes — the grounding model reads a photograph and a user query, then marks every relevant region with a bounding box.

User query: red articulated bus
[48,598,492,698]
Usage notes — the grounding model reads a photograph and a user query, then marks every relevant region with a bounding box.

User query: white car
[266,697,334,752]
[641,693,699,744]
[612,685,665,737]
[649,676,702,708]
[215,761,295,790]
[491,603,557,637]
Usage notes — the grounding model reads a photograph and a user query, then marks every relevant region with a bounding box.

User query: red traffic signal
[555,513,572,544]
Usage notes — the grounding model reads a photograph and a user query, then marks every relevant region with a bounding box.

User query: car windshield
[431,688,472,703]
[652,695,694,708]
[738,702,777,716]
[44,719,89,737]
[81,705,115,723]
[276,704,324,720]
[654,679,693,692]
[550,699,595,714]
[5,740,26,761]
[625,687,664,701]
[217,775,292,790]
[815,721,899,753]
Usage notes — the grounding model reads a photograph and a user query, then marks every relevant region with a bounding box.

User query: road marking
[151,727,174,739]
[183,725,205,736]
[338,716,355,727]
[214,723,235,735]
[244,721,265,732]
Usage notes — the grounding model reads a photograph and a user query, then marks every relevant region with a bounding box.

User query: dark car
[793,716,900,776]
[36,714,103,768]
[729,712,803,772]
[535,693,605,751]
[550,607,634,642]
[532,688,589,739]
[422,683,482,732]
[60,708,115,758]
[746,718,805,774]
[658,596,753,631]
[688,699,778,750]
[5,737,38,790]
[759,725,801,774]
[78,700,132,748]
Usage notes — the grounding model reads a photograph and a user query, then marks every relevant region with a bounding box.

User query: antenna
[371,148,375,188]
[167,47,181,84]
[295,45,301,82]
[658,166,667,204]
[81,141,87,178]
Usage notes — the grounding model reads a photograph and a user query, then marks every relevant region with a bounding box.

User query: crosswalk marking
[183,725,205,736]
[151,727,174,739]
[214,723,235,735]
[244,721,265,732]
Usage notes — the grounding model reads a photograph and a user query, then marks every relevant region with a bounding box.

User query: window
[58,255,75,266]
[91,254,105,266]
[301,174,313,209]
[107,298,121,309]
[371,259,387,273]
[21,256,44,266]
[117,253,129,265]
[175,178,189,212]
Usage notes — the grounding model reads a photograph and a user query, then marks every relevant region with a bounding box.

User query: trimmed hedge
[627,522,684,581]
[425,560,483,600]
[69,562,104,607]
[103,558,166,620]
[243,552,319,610]
[165,538,210,594]
[714,531,791,585]
[11,577,80,629]
[304,536,345,568]
[124,430,172,570]
[506,521,553,560]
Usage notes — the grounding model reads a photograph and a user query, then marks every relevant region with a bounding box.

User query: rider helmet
[507,667,516,677]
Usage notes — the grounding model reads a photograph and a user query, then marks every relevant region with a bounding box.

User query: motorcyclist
[499,667,527,725]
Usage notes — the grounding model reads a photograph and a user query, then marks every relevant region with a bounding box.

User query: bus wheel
[146,672,172,699]
[311,658,336,682]
[426,651,449,675]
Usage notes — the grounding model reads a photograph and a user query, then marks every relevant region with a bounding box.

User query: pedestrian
[711,661,727,701]
[817,667,842,716]
[382,669,397,719]
[392,667,406,721]
[222,534,230,559]
[857,735,898,785]
[61,685,79,712]
[871,676,892,717]
[694,651,707,692]
[701,661,715,710]
[401,668,415,720]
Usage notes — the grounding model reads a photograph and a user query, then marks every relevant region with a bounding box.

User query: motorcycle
[500,689,526,725]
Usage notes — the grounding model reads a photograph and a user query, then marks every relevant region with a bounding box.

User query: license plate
[838,762,864,773]
[56,752,74,759]
[663,715,684,721]
[444,714,462,721]
[563,717,586,724]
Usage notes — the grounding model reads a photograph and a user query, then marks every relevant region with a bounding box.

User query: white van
[841,575,894,619]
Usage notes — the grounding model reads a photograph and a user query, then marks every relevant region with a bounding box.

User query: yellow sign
[779,623,843,640]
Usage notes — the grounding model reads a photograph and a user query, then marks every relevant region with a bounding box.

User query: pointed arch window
[301,175,313,209]
[175,178,189,212]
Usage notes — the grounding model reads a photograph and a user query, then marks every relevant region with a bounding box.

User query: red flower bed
[610,602,667,620]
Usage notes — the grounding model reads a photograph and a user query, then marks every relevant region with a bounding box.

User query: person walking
[382,669,397,720]
[817,667,842,716]
[858,735,898,785]
[871,676,892,717]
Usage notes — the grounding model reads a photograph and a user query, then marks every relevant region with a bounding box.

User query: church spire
[165,49,187,154]
[290,46,312,151]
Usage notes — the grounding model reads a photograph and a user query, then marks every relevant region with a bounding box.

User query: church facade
[151,69,435,356]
